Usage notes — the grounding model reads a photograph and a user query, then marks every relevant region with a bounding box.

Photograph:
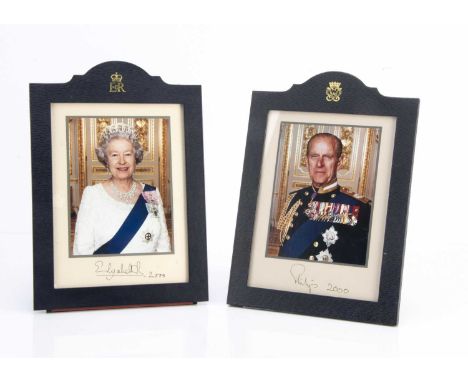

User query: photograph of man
[277,132,371,265]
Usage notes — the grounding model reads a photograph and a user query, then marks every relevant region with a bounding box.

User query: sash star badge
[316,249,333,263]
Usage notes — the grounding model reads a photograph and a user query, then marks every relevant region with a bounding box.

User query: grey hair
[307,132,343,158]
[95,123,144,166]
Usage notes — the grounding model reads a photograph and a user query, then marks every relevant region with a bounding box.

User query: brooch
[142,190,159,217]
[142,230,155,243]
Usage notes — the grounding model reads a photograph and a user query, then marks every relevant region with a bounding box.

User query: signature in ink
[289,264,318,293]
[94,261,165,280]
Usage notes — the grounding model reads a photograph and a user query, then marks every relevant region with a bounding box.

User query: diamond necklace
[111,180,137,203]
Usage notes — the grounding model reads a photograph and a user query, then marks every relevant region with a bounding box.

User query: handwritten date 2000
[289,264,350,295]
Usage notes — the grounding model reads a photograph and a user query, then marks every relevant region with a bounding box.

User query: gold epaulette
[277,194,302,245]
[340,187,370,204]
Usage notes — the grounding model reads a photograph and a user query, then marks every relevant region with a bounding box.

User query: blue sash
[280,220,330,258]
[94,184,154,255]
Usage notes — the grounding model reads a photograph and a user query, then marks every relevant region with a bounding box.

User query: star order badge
[309,226,339,262]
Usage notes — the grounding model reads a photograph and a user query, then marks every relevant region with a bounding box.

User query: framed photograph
[31,61,208,311]
[227,72,419,325]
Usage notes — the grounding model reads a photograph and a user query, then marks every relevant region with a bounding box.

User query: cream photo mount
[228,72,419,326]
[248,112,395,303]
[31,61,208,311]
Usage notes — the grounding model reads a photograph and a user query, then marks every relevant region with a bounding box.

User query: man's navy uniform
[277,182,371,266]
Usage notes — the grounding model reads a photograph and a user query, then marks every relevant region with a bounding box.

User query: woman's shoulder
[81,183,106,199]
[83,183,105,193]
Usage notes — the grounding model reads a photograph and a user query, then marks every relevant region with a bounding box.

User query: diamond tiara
[99,123,138,144]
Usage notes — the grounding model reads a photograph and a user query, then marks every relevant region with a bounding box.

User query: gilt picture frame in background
[31,61,208,311]
[228,72,419,325]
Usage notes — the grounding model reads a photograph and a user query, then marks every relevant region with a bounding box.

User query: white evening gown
[73,183,171,256]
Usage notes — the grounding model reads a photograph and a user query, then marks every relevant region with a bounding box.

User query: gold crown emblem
[110,72,123,82]
[326,81,342,102]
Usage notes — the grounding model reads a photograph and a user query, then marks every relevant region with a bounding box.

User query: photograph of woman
[72,122,171,256]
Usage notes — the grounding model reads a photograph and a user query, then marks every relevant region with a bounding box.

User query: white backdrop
[1,18,467,376]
